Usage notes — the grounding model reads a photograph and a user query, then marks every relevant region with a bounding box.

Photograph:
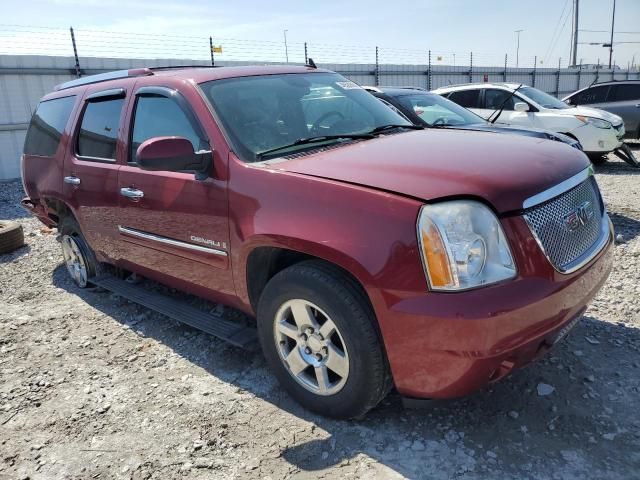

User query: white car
[433,83,625,161]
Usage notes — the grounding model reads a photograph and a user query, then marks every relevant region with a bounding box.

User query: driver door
[116,85,234,298]
[478,89,535,127]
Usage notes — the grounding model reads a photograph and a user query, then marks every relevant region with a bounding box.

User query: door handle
[635,103,640,108]
[120,187,144,201]
[64,176,81,186]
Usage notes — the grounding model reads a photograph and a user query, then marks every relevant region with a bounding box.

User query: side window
[77,98,125,160]
[571,85,609,105]
[483,89,519,110]
[130,95,204,162]
[447,89,480,109]
[24,96,76,157]
[610,84,640,102]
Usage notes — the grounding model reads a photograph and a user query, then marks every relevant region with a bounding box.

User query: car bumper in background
[573,123,624,153]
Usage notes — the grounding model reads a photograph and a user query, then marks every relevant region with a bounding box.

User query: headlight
[417,200,516,291]
[575,115,612,129]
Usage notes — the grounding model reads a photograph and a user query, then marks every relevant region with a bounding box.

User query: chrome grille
[524,177,605,272]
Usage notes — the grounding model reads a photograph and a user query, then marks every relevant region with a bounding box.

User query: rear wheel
[58,217,97,288]
[257,260,390,419]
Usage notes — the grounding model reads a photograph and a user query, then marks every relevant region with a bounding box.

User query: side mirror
[136,136,212,180]
[514,102,529,112]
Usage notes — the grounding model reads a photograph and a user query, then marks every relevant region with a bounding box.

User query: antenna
[307,58,317,69]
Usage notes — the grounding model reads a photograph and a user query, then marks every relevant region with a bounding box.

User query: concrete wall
[1,54,638,180]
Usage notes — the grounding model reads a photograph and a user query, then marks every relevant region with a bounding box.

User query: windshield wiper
[256,134,374,160]
[368,124,424,134]
[489,84,523,124]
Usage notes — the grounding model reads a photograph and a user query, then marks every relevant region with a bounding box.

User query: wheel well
[43,198,73,226]
[246,247,370,314]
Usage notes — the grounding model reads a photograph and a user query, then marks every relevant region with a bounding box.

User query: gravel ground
[1,152,639,480]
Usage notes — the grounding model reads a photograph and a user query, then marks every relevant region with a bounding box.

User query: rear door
[63,88,127,261]
[116,85,233,297]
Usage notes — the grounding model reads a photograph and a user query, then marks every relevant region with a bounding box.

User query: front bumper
[573,123,624,154]
[377,216,614,399]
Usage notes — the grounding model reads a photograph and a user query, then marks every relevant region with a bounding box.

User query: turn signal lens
[420,219,454,288]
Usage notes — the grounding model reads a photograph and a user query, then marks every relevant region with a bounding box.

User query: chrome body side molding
[118,226,228,257]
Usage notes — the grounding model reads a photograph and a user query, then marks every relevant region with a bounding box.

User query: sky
[0,0,638,68]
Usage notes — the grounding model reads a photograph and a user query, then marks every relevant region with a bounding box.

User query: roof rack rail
[396,86,427,91]
[147,64,220,71]
[54,68,154,91]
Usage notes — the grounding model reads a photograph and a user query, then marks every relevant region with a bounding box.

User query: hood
[445,124,580,147]
[268,129,590,213]
[555,105,623,126]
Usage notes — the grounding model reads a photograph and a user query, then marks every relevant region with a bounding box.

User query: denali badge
[190,235,227,250]
[563,201,594,232]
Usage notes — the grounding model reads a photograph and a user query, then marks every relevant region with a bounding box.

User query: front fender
[227,156,427,315]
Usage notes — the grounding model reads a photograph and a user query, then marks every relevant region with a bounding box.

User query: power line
[544,0,572,64]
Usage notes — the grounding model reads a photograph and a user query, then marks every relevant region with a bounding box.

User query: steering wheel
[311,111,345,134]
[432,117,447,126]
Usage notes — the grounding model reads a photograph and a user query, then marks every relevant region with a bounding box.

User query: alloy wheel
[273,299,349,396]
[61,234,88,287]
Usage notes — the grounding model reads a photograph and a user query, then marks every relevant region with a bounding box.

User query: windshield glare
[396,93,485,126]
[519,86,569,110]
[200,73,410,161]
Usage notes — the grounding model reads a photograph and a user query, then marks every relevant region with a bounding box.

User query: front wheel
[257,261,390,419]
[587,152,608,165]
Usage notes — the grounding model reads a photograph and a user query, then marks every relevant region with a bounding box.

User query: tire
[0,220,25,254]
[58,216,98,288]
[587,152,607,165]
[257,260,390,419]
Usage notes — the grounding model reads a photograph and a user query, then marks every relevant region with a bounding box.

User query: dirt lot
[1,152,639,480]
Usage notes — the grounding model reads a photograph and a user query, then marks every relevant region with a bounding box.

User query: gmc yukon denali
[21,65,614,419]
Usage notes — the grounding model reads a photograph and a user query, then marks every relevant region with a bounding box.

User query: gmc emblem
[563,201,594,232]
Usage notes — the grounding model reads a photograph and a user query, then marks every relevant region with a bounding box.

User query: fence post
[596,59,600,83]
[469,52,473,82]
[555,58,561,97]
[69,27,81,78]
[627,62,630,80]
[304,42,308,64]
[427,50,432,90]
[532,56,537,87]
[503,54,507,82]
[209,36,215,66]
[375,46,379,86]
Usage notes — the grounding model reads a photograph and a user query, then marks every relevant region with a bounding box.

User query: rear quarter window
[23,96,76,157]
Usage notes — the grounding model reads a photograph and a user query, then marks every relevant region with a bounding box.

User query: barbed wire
[0,24,636,70]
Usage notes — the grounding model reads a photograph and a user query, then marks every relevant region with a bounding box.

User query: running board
[90,275,258,350]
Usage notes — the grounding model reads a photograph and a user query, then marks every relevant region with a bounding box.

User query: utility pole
[571,0,579,66]
[515,30,523,68]
[283,29,289,63]
[608,0,616,69]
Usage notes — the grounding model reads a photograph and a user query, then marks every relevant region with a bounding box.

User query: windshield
[200,73,410,161]
[395,92,485,126]
[519,86,570,109]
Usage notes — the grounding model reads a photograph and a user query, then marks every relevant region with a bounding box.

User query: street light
[515,29,524,67]
[283,29,289,63]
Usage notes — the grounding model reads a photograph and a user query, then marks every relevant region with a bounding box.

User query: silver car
[563,80,640,140]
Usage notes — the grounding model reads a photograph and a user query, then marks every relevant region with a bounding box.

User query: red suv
[21,65,613,418]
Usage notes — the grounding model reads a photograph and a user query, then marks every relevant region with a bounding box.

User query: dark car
[21,66,612,419]
[563,80,640,140]
[366,86,583,149]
